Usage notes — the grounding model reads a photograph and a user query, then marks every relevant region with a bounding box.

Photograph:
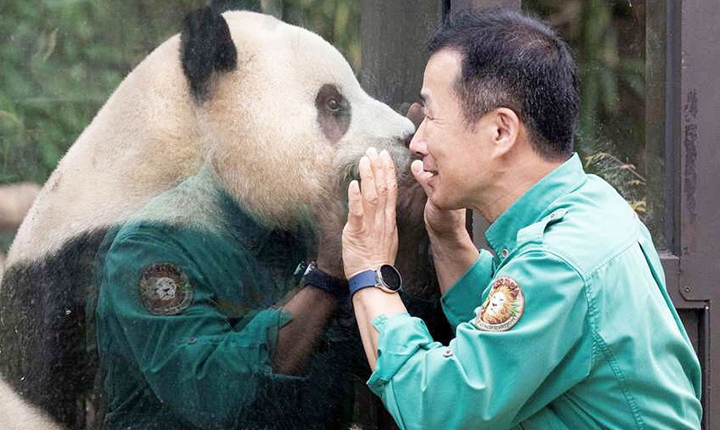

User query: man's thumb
[411,160,433,197]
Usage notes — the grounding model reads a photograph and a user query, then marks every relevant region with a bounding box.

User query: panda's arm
[97,228,313,427]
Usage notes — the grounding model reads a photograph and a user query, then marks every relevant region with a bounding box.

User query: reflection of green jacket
[369,154,702,430]
[96,167,352,430]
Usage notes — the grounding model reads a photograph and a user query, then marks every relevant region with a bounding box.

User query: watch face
[379,264,402,291]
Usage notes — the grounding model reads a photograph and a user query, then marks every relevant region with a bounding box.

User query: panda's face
[196,11,414,227]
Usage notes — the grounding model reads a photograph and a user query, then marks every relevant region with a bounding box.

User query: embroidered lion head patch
[475,276,525,332]
[139,263,193,316]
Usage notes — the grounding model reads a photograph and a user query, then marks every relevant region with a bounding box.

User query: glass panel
[524,0,667,249]
[1,1,368,429]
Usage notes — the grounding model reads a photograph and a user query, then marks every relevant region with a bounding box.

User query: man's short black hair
[429,8,579,160]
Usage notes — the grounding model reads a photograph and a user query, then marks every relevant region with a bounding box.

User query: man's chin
[430,194,466,212]
[428,195,451,211]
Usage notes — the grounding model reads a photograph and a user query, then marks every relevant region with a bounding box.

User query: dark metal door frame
[671,0,720,426]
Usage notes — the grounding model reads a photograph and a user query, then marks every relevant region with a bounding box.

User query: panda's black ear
[181,7,238,102]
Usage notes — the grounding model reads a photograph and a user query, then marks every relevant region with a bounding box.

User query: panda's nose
[401,102,423,147]
[401,132,414,148]
[406,102,424,129]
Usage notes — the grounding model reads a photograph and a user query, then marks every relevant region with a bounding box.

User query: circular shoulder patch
[475,276,525,332]
[139,263,193,316]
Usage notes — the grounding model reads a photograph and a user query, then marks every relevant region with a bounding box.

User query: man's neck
[473,154,564,224]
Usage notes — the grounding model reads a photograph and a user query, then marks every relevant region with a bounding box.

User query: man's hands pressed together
[341,144,481,370]
[342,148,399,278]
[341,147,407,370]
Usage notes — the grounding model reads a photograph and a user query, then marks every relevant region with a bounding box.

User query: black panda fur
[181,7,238,102]
[0,230,108,428]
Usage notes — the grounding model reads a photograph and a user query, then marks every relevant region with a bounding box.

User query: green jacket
[368,154,702,430]
[96,167,353,429]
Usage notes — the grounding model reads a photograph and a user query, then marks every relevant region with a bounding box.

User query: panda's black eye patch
[316,84,351,145]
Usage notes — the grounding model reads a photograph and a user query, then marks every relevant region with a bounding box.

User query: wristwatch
[300,261,348,299]
[348,264,403,297]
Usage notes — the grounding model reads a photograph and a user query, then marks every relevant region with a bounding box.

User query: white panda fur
[0,378,63,430]
[7,31,201,267]
[7,11,412,267]
[0,8,427,430]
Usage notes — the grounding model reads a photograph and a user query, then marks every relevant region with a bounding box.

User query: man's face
[409,49,492,210]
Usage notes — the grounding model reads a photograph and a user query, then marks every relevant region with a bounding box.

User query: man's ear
[490,107,521,157]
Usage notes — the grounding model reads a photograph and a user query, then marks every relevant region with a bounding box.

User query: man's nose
[408,124,427,156]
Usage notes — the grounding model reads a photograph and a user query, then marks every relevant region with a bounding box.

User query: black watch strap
[300,262,348,299]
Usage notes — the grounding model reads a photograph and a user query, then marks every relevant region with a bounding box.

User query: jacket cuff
[440,250,494,329]
[367,313,438,394]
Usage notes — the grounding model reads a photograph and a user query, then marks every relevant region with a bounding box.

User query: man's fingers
[367,148,388,212]
[367,147,386,191]
[411,160,434,197]
[382,150,398,218]
[358,156,378,213]
[347,180,364,224]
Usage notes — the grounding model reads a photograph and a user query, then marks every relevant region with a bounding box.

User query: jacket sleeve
[368,250,593,430]
[440,249,495,330]
[98,230,298,428]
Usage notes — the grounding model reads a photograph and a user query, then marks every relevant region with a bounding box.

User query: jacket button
[443,349,453,357]
[501,249,509,258]
[188,337,197,344]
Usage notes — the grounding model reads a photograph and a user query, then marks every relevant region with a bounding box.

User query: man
[342,9,702,430]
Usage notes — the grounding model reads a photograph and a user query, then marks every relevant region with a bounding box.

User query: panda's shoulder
[106,175,225,253]
[131,174,224,227]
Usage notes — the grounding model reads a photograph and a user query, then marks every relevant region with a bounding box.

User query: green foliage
[0,0,201,185]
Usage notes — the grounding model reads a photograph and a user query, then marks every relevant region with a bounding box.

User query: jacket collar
[485,153,586,257]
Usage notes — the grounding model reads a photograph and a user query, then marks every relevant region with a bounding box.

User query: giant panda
[0,6,438,430]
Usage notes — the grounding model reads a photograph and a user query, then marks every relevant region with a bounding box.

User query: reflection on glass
[0,2,418,430]
[525,0,666,248]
